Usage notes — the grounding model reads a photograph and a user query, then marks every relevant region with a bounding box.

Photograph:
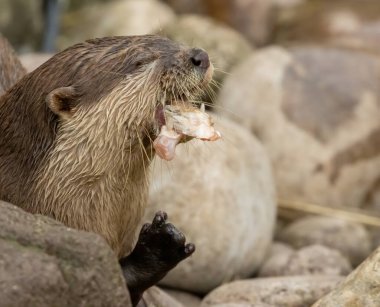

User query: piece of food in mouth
[153,102,221,161]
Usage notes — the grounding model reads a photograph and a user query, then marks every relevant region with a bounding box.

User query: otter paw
[137,211,195,263]
[120,211,195,306]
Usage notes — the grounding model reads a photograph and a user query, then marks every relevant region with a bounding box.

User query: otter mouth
[153,98,221,161]
[152,61,219,161]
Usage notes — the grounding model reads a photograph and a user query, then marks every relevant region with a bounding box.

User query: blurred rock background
[1,0,380,306]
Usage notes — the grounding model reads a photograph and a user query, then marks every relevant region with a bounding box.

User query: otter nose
[190,48,210,70]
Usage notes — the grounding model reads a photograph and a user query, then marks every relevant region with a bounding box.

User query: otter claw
[140,223,151,234]
[152,211,168,227]
[184,243,196,255]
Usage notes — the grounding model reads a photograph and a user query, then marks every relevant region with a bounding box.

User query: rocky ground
[1,0,380,306]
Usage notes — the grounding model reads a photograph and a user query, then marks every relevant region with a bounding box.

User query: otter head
[44,35,213,152]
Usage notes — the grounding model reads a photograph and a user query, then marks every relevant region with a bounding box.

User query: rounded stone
[217,46,380,211]
[146,115,277,293]
[142,287,184,307]
[278,216,371,266]
[201,276,344,307]
[259,244,352,277]
[258,242,295,276]
[164,289,201,307]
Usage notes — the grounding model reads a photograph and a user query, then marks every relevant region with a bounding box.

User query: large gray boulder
[0,201,130,307]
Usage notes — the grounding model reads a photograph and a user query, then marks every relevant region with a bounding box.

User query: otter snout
[188,48,213,86]
[190,48,210,70]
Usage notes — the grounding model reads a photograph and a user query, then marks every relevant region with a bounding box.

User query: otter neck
[26,86,157,256]
[0,76,56,203]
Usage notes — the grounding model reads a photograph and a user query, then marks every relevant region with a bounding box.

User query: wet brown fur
[0,35,208,257]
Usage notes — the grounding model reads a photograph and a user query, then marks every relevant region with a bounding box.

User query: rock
[201,276,344,307]
[278,216,371,266]
[141,287,184,307]
[258,242,295,276]
[274,0,380,53]
[0,201,130,307]
[19,53,53,72]
[146,115,276,293]
[259,244,352,277]
[59,0,176,50]
[312,246,380,307]
[163,289,201,307]
[161,0,275,46]
[160,14,253,85]
[266,241,295,254]
[217,46,380,211]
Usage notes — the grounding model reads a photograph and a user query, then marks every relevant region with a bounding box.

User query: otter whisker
[213,67,231,76]
[136,132,151,188]
[207,82,220,98]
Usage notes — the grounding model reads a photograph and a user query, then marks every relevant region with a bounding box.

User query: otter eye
[135,61,143,68]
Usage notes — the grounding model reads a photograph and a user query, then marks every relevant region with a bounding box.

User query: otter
[0,35,213,305]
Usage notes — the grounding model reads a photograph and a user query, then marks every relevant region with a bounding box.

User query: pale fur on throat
[27,72,159,257]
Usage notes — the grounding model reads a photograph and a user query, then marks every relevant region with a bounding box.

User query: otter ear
[46,86,78,120]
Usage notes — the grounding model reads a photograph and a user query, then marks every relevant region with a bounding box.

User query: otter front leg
[120,211,195,306]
